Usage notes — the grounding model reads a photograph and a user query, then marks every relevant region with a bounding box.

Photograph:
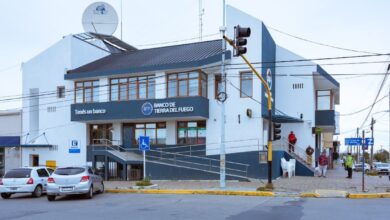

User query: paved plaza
[105,165,390,194]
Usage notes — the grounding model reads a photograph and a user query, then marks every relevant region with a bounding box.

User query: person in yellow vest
[345,153,354,179]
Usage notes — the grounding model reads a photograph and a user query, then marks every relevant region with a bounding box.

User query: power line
[267,26,380,55]
[359,64,390,128]
[339,94,389,116]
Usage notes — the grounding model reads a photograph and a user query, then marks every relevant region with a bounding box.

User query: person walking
[288,131,297,153]
[345,153,353,179]
[318,150,329,177]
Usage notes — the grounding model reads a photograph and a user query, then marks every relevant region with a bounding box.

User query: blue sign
[141,102,153,116]
[344,138,362,146]
[69,140,80,153]
[365,138,374,146]
[139,136,150,151]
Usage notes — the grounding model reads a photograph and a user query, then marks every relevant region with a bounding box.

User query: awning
[0,136,20,147]
[20,144,54,148]
[273,115,303,123]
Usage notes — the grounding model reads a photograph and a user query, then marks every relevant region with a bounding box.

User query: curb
[105,189,390,199]
[106,189,275,197]
[348,193,390,199]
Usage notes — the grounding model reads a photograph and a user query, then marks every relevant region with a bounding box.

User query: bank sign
[141,101,194,116]
[71,97,208,121]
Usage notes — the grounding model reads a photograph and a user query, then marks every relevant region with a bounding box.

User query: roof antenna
[120,0,123,40]
[199,0,205,41]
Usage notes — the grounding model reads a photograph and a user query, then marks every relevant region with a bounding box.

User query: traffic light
[273,122,281,141]
[234,25,251,56]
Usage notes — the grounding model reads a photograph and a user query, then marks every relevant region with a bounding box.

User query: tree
[374,150,389,163]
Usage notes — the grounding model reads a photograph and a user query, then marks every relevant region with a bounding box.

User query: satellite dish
[82,2,118,35]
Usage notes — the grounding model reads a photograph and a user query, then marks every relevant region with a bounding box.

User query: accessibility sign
[344,138,362,146]
[139,136,150,151]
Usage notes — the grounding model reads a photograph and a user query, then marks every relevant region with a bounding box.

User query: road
[0,193,389,220]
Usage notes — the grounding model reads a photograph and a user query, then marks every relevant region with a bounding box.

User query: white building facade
[21,6,339,180]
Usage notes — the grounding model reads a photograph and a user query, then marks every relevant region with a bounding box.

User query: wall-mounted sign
[69,140,80,153]
[71,97,208,122]
[142,101,194,116]
[74,109,106,115]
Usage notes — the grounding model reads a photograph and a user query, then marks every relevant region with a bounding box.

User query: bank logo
[94,4,107,15]
[141,102,153,116]
[266,68,272,90]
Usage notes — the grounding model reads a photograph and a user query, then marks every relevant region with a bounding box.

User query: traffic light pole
[223,35,274,186]
[219,0,226,189]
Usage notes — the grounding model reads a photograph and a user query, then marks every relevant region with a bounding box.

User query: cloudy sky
[1,0,389,152]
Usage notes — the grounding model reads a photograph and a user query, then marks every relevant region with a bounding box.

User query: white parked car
[0,167,54,199]
[352,163,370,173]
[375,163,390,175]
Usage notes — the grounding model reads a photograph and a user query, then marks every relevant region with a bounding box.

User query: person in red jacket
[288,131,297,153]
[318,150,329,177]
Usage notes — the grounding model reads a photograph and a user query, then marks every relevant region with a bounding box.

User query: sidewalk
[104,164,390,195]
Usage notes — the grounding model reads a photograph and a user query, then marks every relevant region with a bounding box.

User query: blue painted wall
[261,23,276,117]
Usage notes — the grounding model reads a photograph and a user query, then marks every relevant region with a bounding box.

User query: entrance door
[123,124,134,149]
[30,155,39,167]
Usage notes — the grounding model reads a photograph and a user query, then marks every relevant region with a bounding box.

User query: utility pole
[362,130,365,192]
[370,117,375,170]
[356,128,359,162]
[219,0,226,188]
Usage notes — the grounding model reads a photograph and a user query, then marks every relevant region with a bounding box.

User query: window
[4,169,31,178]
[89,124,113,145]
[240,72,253,97]
[214,74,226,99]
[134,122,166,145]
[54,167,85,175]
[316,90,332,110]
[110,75,155,101]
[57,86,65,98]
[177,121,206,145]
[166,71,207,98]
[293,83,304,89]
[36,169,49,177]
[74,80,99,103]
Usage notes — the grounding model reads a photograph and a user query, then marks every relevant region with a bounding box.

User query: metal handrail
[145,154,247,174]
[91,138,250,177]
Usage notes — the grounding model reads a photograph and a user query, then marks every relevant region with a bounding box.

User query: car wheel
[32,185,42,198]
[97,182,104,194]
[85,186,93,199]
[47,195,56,201]
[1,193,11,199]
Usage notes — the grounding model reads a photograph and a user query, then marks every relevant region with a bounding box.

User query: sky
[1,0,390,153]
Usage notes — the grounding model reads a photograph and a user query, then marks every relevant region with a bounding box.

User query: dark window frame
[74,80,99,103]
[240,71,253,98]
[109,75,155,101]
[316,90,333,110]
[89,124,113,145]
[57,86,65,98]
[131,122,167,145]
[177,121,206,145]
[166,71,208,98]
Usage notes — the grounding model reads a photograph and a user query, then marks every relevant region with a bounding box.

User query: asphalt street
[0,193,389,220]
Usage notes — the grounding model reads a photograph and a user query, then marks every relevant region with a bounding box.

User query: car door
[87,167,98,192]
[36,168,50,191]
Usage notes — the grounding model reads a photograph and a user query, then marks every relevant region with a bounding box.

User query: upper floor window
[110,75,155,101]
[75,80,99,103]
[240,72,253,98]
[167,71,207,98]
[57,86,65,98]
[316,90,332,110]
[214,74,226,100]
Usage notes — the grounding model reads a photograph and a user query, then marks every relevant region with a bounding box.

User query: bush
[366,170,378,176]
[136,177,152,187]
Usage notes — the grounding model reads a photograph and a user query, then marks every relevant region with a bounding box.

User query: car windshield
[54,167,85,176]
[378,164,388,167]
[4,169,31,178]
